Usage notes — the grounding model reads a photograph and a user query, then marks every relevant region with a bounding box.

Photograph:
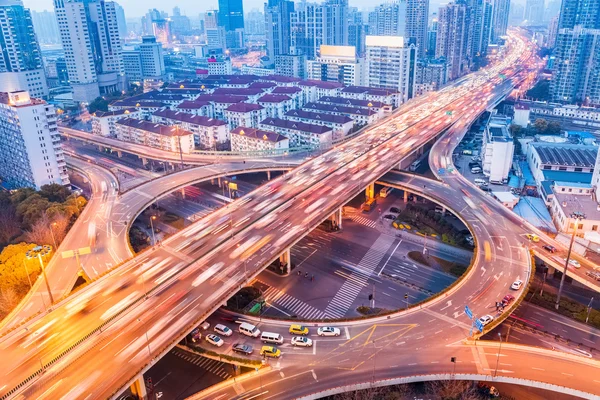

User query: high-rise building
[544,0,561,22]
[205,10,227,52]
[265,0,294,62]
[508,3,524,26]
[364,35,416,103]
[171,6,191,35]
[114,3,127,38]
[30,9,60,44]
[306,45,363,86]
[218,0,245,31]
[368,1,406,37]
[436,2,470,80]
[406,0,429,58]
[0,91,69,189]
[245,8,265,35]
[547,14,559,47]
[348,7,368,57]
[290,0,349,60]
[0,0,49,99]
[427,15,438,57]
[54,0,126,103]
[467,0,494,59]
[551,0,600,105]
[491,0,510,43]
[525,0,545,25]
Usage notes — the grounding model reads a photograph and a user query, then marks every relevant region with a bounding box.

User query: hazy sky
[23,0,525,18]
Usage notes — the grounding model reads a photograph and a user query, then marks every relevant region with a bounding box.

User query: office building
[525,0,545,25]
[205,10,227,52]
[264,0,294,62]
[0,0,49,99]
[406,0,429,59]
[114,3,126,38]
[218,0,244,31]
[54,0,126,103]
[491,0,510,43]
[348,7,368,57]
[30,9,60,44]
[306,45,363,86]
[436,2,470,80]
[368,1,406,37]
[245,9,265,35]
[44,57,69,87]
[290,0,349,60]
[0,91,68,189]
[427,15,438,57]
[123,36,165,82]
[171,6,191,35]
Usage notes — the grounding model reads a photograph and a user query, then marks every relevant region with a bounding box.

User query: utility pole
[494,332,502,377]
[556,211,585,310]
[586,297,594,324]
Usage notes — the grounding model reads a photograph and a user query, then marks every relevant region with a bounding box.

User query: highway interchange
[1,32,600,399]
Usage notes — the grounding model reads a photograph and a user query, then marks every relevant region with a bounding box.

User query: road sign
[228,182,238,191]
[475,318,484,332]
[438,168,445,174]
[445,111,453,116]
[464,305,473,319]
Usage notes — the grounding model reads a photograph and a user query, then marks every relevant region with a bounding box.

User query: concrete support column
[329,207,343,230]
[279,248,291,274]
[98,145,104,152]
[130,373,148,400]
[404,190,408,203]
[218,177,222,188]
[117,150,123,158]
[181,187,186,199]
[365,183,375,200]
[413,194,418,202]
[141,157,148,166]
[267,170,271,181]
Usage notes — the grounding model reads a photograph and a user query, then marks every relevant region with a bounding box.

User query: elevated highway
[3,33,590,400]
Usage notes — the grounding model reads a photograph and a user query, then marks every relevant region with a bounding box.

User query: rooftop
[116,118,194,137]
[513,196,556,233]
[153,109,226,127]
[110,99,166,108]
[260,118,333,134]
[177,100,212,109]
[271,86,302,95]
[531,142,597,167]
[194,94,249,104]
[318,96,387,108]
[285,109,353,124]
[342,86,399,96]
[303,102,377,116]
[226,102,264,112]
[260,75,302,83]
[230,127,288,143]
[213,88,266,96]
[93,108,138,118]
[299,80,344,90]
[555,192,600,221]
[249,81,278,89]
[258,94,292,103]
[542,170,593,183]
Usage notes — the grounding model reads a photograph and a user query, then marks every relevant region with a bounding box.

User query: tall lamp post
[26,245,54,305]
[494,332,502,377]
[49,222,58,249]
[149,215,157,246]
[556,210,585,310]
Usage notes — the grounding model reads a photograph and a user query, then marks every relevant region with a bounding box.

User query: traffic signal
[404,293,408,299]
[368,294,373,301]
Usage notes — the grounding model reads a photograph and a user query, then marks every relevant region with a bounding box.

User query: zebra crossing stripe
[257,280,326,319]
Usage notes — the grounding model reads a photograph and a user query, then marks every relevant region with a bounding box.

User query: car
[526,234,540,242]
[383,214,395,220]
[291,336,313,347]
[511,279,523,290]
[232,343,253,355]
[205,334,224,347]
[568,259,581,268]
[214,324,233,337]
[389,207,401,214]
[586,270,600,281]
[502,294,515,305]
[260,345,281,358]
[543,245,556,253]
[478,315,494,326]
[289,324,309,335]
[317,327,341,337]
[199,321,210,330]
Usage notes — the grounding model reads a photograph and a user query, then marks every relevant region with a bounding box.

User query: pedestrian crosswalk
[172,348,232,379]
[324,235,395,318]
[260,282,326,320]
[347,214,378,229]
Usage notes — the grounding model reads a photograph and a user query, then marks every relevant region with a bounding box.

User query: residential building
[0,91,68,189]
[318,95,392,116]
[481,115,514,183]
[271,86,304,108]
[116,118,195,154]
[91,108,142,137]
[109,99,167,119]
[491,0,510,43]
[306,45,363,86]
[151,108,229,149]
[54,0,126,103]
[525,0,545,25]
[213,87,266,103]
[547,15,559,48]
[436,2,470,80]
[245,8,265,36]
[298,80,344,103]
[258,94,295,118]
[427,15,438,57]
[275,54,306,78]
[368,1,407,37]
[230,126,289,152]
[557,0,600,30]
[415,58,449,95]
[302,101,379,126]
[468,0,494,59]
[30,9,60,44]
[259,117,333,147]
[290,0,349,60]
[364,35,416,103]
[224,103,267,130]
[348,7,368,56]
[176,100,213,117]
[0,0,49,98]
[285,108,354,140]
[122,50,143,81]
[194,94,248,119]
[207,56,233,75]
[340,86,400,108]
[406,0,429,58]
[264,0,295,63]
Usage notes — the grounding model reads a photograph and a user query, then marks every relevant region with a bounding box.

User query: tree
[88,96,109,113]
[0,243,41,292]
[39,183,71,203]
[15,194,50,228]
[509,124,523,137]
[533,118,549,134]
[424,380,480,400]
[526,79,551,101]
[547,121,562,135]
[0,207,21,245]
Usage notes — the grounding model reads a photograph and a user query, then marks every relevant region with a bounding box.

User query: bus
[408,159,422,172]
[379,187,393,198]
[362,198,377,212]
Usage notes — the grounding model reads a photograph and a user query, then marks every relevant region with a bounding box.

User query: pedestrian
[311,274,314,281]
[305,272,309,278]
[297,270,301,276]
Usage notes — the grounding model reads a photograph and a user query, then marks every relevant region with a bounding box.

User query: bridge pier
[330,207,342,230]
[404,190,408,203]
[141,157,148,166]
[98,145,104,152]
[181,187,186,199]
[267,170,271,181]
[117,150,123,158]
[218,177,222,188]
[279,248,291,275]
[130,373,148,400]
[365,183,375,200]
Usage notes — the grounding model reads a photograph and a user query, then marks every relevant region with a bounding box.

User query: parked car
[214,324,232,337]
[232,343,253,355]
[511,279,523,290]
[291,336,313,347]
[543,245,556,253]
[502,294,515,305]
[205,334,224,347]
[586,270,600,281]
[390,207,401,214]
[383,214,395,220]
[317,327,341,337]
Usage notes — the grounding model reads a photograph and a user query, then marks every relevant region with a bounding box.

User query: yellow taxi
[526,234,540,242]
[289,324,309,335]
[260,345,281,358]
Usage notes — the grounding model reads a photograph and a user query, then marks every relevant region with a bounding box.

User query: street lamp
[26,246,54,305]
[556,210,585,310]
[49,222,58,249]
[150,215,157,246]
[494,332,502,377]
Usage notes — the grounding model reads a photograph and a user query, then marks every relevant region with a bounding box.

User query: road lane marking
[279,371,285,378]
[313,340,316,355]
[312,370,318,381]
[531,367,545,371]
[562,373,573,377]
[345,327,350,340]
[549,318,600,338]
[378,240,402,276]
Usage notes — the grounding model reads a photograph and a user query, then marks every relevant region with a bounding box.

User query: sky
[23,0,526,18]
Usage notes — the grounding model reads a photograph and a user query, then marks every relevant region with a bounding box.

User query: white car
[291,336,313,347]
[478,315,494,326]
[214,324,232,337]
[205,334,224,347]
[510,279,523,290]
[568,259,581,269]
[317,327,341,337]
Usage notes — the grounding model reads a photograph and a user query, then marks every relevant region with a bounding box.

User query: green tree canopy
[88,97,109,113]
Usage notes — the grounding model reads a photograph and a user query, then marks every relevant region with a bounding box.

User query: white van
[239,322,261,338]
[260,331,284,344]
[380,187,393,198]
[471,167,482,174]
[474,179,487,186]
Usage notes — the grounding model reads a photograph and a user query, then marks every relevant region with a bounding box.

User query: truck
[362,198,377,212]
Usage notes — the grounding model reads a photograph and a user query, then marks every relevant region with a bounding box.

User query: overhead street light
[25,245,54,305]
[556,210,585,310]
[150,215,157,246]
